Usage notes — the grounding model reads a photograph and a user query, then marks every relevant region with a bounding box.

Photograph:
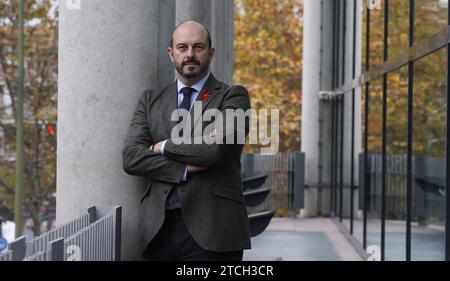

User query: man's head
[168,20,215,85]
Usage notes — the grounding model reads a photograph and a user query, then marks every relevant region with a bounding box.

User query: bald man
[122,20,251,261]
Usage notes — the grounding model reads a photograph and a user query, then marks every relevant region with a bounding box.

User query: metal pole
[363,4,371,251]
[446,0,450,262]
[350,0,357,235]
[14,0,25,239]
[406,0,415,261]
[381,0,389,262]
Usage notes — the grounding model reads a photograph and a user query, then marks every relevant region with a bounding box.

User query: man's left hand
[151,140,166,154]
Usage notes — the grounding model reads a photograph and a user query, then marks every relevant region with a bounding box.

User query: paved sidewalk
[243,217,363,261]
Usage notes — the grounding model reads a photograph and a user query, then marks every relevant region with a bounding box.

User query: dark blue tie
[177,87,196,137]
[165,87,196,210]
[179,87,196,111]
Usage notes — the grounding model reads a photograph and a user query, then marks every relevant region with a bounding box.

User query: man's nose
[186,46,195,57]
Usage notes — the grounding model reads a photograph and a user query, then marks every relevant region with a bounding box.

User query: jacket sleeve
[163,85,251,168]
[122,90,186,184]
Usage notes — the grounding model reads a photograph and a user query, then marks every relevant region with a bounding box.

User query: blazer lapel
[162,82,179,137]
[190,74,223,135]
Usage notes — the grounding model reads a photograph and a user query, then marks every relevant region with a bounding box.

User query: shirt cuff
[181,166,188,181]
[160,140,167,154]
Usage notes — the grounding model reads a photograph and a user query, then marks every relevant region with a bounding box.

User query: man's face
[168,22,215,82]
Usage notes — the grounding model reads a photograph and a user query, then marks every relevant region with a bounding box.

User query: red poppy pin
[200,89,210,101]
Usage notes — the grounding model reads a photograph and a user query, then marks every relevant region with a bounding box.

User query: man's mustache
[182,59,200,67]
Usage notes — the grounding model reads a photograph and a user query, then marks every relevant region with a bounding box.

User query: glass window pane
[385,66,408,261]
[337,96,344,219]
[415,0,448,41]
[412,48,446,261]
[343,90,353,231]
[388,0,410,58]
[366,77,383,251]
[369,0,385,67]
[354,84,367,246]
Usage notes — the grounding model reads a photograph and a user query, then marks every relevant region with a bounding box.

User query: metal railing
[0,205,121,261]
[241,152,305,215]
[359,154,446,225]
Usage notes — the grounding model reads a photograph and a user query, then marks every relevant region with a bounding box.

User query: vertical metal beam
[336,1,341,88]
[332,0,337,89]
[14,0,25,239]
[350,0,357,235]
[446,0,450,262]
[381,0,389,262]
[363,4,371,250]
[406,0,415,261]
[331,98,335,215]
[342,0,347,86]
[340,95,344,222]
[334,97,338,215]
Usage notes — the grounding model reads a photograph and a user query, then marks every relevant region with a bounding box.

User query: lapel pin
[200,89,210,101]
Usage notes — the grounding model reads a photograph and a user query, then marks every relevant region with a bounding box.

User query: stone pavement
[243,217,363,261]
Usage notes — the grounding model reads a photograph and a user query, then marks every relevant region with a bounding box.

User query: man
[122,20,251,261]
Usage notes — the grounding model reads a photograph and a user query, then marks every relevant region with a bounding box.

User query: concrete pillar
[302,0,362,217]
[176,0,234,85]
[211,0,234,85]
[57,0,175,260]
[176,0,211,28]
[301,0,334,217]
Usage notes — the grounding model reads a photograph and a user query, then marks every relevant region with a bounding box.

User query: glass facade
[330,0,449,261]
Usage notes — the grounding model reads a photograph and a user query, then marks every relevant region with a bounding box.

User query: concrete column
[176,0,234,85]
[211,0,234,85]
[176,0,211,28]
[57,0,175,260]
[301,0,334,217]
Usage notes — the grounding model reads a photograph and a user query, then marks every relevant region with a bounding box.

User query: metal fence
[0,205,121,261]
[359,153,446,225]
[241,152,304,216]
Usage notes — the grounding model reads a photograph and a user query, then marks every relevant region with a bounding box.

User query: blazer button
[164,190,169,194]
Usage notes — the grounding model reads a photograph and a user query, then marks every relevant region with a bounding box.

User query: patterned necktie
[179,87,196,110]
[178,87,196,137]
[165,87,196,210]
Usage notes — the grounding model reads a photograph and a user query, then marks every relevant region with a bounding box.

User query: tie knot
[180,87,196,97]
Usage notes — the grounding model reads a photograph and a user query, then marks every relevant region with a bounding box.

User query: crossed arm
[122,86,250,183]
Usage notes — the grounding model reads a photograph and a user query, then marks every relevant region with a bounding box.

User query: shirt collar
[177,72,211,94]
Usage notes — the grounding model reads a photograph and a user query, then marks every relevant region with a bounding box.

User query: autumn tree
[363,0,447,157]
[0,0,58,235]
[234,0,303,153]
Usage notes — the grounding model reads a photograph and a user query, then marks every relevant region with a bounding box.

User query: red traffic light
[47,124,55,136]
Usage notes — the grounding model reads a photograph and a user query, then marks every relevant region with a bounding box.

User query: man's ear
[167,47,174,62]
[209,47,215,62]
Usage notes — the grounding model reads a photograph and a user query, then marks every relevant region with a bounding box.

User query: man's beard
[175,59,210,80]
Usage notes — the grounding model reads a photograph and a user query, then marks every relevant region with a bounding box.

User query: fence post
[9,236,26,261]
[295,152,305,210]
[49,238,64,261]
[358,153,365,209]
[88,206,96,224]
[241,153,255,178]
[113,206,122,261]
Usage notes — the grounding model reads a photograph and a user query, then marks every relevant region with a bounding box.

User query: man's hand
[149,140,166,154]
